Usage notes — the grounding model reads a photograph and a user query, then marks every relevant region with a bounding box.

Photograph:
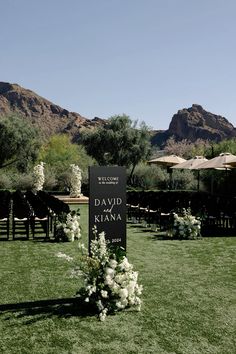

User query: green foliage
[0,114,41,171]
[0,171,13,189]
[128,163,197,190]
[39,134,77,169]
[11,172,34,190]
[128,163,169,189]
[44,169,57,190]
[81,115,151,173]
[206,138,236,157]
[171,169,197,190]
[38,134,95,178]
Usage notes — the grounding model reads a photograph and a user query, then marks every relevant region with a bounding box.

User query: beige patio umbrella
[195,152,236,170]
[147,154,186,189]
[171,155,208,170]
[195,152,236,193]
[171,156,208,190]
[223,155,236,168]
[147,154,186,167]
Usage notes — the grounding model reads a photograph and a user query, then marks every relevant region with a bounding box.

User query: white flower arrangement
[172,208,201,239]
[56,211,81,242]
[69,164,82,198]
[75,227,143,321]
[33,161,45,191]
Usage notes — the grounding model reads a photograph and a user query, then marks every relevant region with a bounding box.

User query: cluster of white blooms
[77,228,143,321]
[172,209,201,239]
[69,164,82,198]
[56,212,81,242]
[33,162,45,191]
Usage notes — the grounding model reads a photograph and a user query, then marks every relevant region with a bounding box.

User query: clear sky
[0,0,235,130]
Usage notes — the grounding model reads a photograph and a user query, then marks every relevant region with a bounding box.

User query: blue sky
[1,0,235,129]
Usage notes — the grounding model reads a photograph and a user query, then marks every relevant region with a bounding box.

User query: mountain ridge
[151,104,236,146]
[0,82,104,138]
[0,82,235,145]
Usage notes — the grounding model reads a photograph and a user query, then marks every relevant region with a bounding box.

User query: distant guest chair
[12,191,31,240]
[0,191,11,240]
[25,191,50,239]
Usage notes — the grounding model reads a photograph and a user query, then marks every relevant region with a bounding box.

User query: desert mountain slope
[152,104,236,146]
[0,82,104,138]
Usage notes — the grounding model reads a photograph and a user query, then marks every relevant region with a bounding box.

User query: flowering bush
[55,210,81,242]
[33,162,45,191]
[69,164,82,198]
[172,208,201,239]
[73,227,142,321]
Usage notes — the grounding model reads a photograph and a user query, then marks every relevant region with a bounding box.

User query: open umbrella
[147,154,186,167]
[195,152,236,170]
[171,156,208,190]
[195,153,236,193]
[224,155,236,168]
[171,155,208,170]
[147,154,186,190]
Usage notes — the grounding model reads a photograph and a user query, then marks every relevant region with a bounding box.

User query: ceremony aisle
[0,205,235,354]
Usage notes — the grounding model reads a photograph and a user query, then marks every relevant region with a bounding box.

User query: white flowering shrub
[69,164,82,198]
[33,162,45,191]
[56,210,81,242]
[74,227,143,321]
[172,208,201,239]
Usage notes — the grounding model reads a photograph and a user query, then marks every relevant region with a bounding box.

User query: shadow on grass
[0,297,98,324]
[128,224,172,239]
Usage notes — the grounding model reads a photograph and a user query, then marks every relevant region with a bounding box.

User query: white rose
[119,288,128,299]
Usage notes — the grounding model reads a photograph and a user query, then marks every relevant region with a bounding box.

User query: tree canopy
[208,138,236,157]
[81,114,151,178]
[38,134,95,175]
[0,114,41,171]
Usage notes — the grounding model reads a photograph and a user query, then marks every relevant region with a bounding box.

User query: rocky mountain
[151,104,236,146]
[0,82,104,139]
[1,83,235,146]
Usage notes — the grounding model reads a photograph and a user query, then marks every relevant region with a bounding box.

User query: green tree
[0,114,40,171]
[207,138,236,158]
[81,114,151,179]
[38,134,95,176]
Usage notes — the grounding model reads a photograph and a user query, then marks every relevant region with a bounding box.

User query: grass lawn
[0,204,235,354]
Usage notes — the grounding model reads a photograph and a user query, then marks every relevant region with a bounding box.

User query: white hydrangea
[172,209,201,239]
[76,229,143,321]
[56,213,81,242]
[101,290,108,298]
[69,164,82,198]
[33,162,45,191]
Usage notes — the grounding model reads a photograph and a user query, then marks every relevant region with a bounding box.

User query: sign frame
[89,166,126,252]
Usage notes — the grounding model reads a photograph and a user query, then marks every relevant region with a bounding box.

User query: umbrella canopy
[171,156,208,170]
[224,155,236,168]
[171,155,208,191]
[195,152,236,170]
[147,154,186,167]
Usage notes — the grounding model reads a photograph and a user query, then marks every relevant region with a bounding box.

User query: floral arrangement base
[73,228,142,321]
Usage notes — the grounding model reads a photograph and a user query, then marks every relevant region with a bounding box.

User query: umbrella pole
[210,174,214,194]
[197,170,200,191]
[168,167,173,190]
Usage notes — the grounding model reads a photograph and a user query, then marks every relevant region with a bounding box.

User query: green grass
[0,205,235,354]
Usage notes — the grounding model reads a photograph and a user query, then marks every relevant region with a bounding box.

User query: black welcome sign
[89,166,126,252]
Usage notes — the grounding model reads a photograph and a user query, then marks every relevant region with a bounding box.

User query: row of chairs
[127,192,236,236]
[127,203,172,231]
[0,190,70,240]
[0,191,11,239]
